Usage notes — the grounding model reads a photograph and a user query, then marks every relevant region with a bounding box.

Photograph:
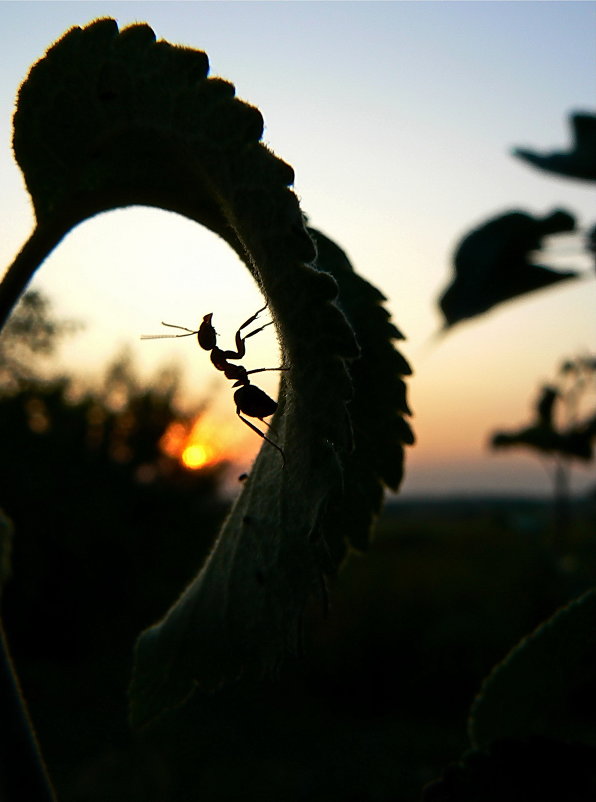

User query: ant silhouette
[142,305,286,463]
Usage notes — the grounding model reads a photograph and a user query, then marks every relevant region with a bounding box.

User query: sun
[181,442,215,470]
[160,418,220,470]
[159,410,252,471]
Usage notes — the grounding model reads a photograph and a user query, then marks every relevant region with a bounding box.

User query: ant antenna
[141,322,200,340]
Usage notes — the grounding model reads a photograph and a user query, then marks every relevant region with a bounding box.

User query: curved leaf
[12,19,310,259]
[7,19,413,726]
[469,588,596,750]
[438,209,578,329]
[131,229,414,727]
[514,112,596,182]
[307,228,414,558]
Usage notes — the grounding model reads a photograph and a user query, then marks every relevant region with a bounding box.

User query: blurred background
[1,3,596,801]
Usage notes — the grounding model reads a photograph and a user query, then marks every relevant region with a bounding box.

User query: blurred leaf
[439,209,578,329]
[514,112,596,182]
[468,588,596,749]
[492,425,594,462]
[492,385,596,462]
[535,386,558,428]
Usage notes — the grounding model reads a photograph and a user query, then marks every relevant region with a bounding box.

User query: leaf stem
[0,617,58,801]
[0,221,70,332]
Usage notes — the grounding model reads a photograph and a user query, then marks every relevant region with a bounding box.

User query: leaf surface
[469,588,596,749]
[307,228,414,558]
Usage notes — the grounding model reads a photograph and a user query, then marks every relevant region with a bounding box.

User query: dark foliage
[439,209,577,328]
[0,373,227,661]
[423,737,596,802]
[492,362,596,462]
[514,112,596,182]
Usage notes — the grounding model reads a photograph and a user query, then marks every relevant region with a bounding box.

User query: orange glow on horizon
[159,410,255,471]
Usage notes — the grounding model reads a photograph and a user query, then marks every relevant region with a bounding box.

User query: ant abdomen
[234,385,277,419]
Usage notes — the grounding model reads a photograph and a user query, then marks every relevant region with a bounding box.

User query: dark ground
[3,494,596,801]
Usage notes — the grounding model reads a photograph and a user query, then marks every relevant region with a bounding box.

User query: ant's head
[198,313,217,351]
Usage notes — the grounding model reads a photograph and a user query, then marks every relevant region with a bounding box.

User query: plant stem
[0,221,70,332]
[0,617,57,801]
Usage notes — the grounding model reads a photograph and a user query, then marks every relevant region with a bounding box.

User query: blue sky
[0,1,594,495]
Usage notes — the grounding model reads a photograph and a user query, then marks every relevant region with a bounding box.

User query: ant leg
[244,366,288,376]
[237,304,268,333]
[221,322,275,360]
[242,321,274,341]
[236,411,285,466]
[229,305,270,357]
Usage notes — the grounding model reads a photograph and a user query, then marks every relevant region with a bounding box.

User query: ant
[142,305,286,463]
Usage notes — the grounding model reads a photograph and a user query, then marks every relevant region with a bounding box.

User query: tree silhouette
[0,290,79,390]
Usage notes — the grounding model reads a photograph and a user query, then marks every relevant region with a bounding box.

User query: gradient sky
[0,1,594,496]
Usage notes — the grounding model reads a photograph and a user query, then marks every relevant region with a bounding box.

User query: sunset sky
[0,1,594,496]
